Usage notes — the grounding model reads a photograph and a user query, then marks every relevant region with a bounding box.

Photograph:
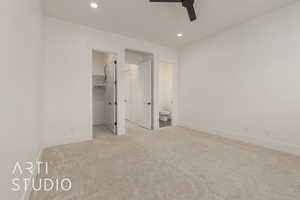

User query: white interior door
[125,70,130,120]
[105,59,117,134]
[138,60,152,129]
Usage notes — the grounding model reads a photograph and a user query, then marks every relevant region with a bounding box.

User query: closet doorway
[91,50,117,137]
[125,49,153,130]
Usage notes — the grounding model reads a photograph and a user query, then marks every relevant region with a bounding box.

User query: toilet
[159,110,171,122]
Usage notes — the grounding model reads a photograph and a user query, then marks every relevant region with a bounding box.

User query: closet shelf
[93,84,106,87]
[93,73,105,77]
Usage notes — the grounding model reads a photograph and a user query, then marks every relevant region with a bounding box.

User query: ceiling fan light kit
[149,0,197,22]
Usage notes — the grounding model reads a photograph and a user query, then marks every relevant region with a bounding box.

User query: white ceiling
[43,0,297,48]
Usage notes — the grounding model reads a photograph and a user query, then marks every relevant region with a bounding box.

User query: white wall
[0,0,43,199]
[43,17,178,147]
[179,2,300,156]
[159,63,173,112]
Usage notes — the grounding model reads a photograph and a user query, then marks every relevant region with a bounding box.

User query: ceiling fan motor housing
[149,0,197,22]
[182,0,194,8]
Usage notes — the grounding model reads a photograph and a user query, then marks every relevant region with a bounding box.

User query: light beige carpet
[30,123,300,200]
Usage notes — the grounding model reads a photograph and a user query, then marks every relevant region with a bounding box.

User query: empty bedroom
[1,0,300,199]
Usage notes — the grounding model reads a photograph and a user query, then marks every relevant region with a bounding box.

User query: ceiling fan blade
[149,0,182,2]
[150,0,197,22]
[186,5,196,21]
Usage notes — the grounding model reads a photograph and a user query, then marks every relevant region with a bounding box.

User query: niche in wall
[92,50,116,135]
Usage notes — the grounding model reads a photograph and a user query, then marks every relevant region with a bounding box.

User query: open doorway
[159,63,173,128]
[125,49,153,130]
[91,50,117,138]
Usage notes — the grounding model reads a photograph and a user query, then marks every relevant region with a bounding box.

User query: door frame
[125,48,154,130]
[90,49,119,136]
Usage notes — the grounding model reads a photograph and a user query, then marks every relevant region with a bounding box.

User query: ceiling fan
[149,0,197,22]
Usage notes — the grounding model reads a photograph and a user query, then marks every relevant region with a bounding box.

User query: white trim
[179,123,300,156]
[22,148,44,200]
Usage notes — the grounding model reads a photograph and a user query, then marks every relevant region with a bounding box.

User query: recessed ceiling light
[177,33,183,38]
[90,2,99,9]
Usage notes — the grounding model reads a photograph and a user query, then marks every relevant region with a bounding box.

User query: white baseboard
[22,148,44,200]
[179,122,300,156]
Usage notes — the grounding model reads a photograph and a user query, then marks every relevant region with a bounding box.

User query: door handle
[108,102,112,105]
[147,102,152,105]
